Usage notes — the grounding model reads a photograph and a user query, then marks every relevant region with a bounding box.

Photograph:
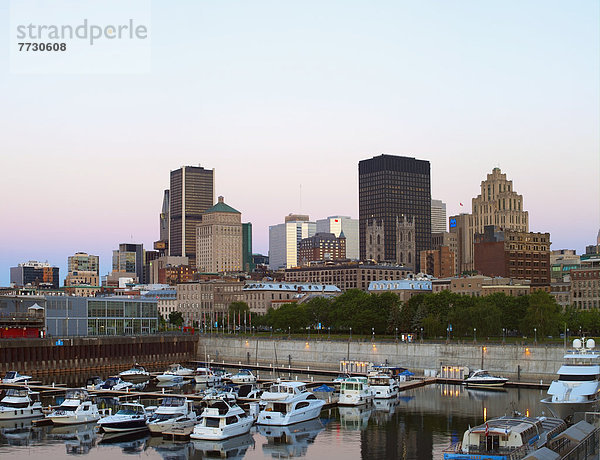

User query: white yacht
[2,371,32,384]
[257,381,325,426]
[367,372,400,399]
[339,377,374,406]
[541,338,600,420]
[47,389,102,425]
[156,364,194,382]
[194,367,219,385]
[191,399,256,440]
[0,388,43,419]
[464,369,509,388]
[229,369,257,384]
[118,364,150,382]
[146,396,196,435]
[97,402,148,433]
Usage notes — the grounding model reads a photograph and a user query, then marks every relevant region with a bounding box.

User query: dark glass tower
[359,154,431,270]
[169,165,214,267]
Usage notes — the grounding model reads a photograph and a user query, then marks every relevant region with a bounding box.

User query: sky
[0,0,598,285]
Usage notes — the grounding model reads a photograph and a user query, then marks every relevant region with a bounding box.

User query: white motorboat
[339,377,374,406]
[47,389,102,425]
[194,367,219,385]
[443,415,566,460]
[236,384,263,400]
[97,403,148,433]
[191,398,256,440]
[118,364,150,382]
[156,364,194,382]
[257,381,325,426]
[229,369,257,384]
[258,418,325,457]
[146,396,196,435]
[464,369,509,388]
[99,377,134,391]
[367,372,400,399]
[0,388,43,420]
[2,371,32,384]
[541,338,600,420]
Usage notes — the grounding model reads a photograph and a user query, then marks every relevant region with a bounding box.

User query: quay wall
[0,335,197,377]
[199,336,568,381]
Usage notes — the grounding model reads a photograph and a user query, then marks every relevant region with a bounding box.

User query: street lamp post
[473,328,477,343]
[502,328,505,344]
[395,327,398,342]
[372,327,375,342]
[288,326,291,339]
[534,327,537,345]
[349,327,352,341]
[420,327,424,344]
[328,327,331,340]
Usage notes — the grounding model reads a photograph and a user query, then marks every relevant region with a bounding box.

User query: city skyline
[1,1,598,285]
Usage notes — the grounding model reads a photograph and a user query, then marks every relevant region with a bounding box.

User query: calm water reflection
[0,383,548,460]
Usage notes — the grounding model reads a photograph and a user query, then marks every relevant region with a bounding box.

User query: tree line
[247,289,599,339]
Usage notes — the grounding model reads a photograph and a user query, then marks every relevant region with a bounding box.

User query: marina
[0,353,598,459]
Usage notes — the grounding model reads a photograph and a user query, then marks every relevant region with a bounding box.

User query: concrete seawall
[199,336,568,381]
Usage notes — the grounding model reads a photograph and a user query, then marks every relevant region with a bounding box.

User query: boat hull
[540,397,598,420]
[0,407,43,420]
[48,413,101,425]
[257,400,325,426]
[99,420,148,433]
[190,418,254,440]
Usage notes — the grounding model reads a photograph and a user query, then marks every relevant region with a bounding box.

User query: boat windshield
[117,407,144,416]
[65,390,88,400]
[162,397,185,407]
[559,374,600,381]
[4,372,16,379]
[5,389,28,397]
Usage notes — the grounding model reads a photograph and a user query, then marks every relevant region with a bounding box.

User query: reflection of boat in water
[47,421,97,455]
[372,398,400,423]
[338,405,373,430]
[192,432,254,460]
[99,430,150,453]
[0,418,38,446]
[541,338,600,420]
[258,418,325,457]
[466,387,507,401]
[147,437,195,459]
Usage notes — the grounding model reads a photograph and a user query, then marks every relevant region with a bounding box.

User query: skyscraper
[196,196,243,273]
[112,243,145,282]
[268,214,316,270]
[242,223,253,272]
[358,154,431,270]
[316,216,359,260]
[168,165,215,267]
[431,199,447,233]
[67,252,99,274]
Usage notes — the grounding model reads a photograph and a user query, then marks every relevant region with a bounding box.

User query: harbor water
[0,377,550,460]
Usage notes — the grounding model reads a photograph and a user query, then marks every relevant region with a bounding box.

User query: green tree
[520,291,561,337]
[168,311,184,327]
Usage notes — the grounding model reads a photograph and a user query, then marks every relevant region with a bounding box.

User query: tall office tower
[316,216,359,260]
[112,243,145,282]
[242,223,253,272]
[154,190,170,257]
[268,214,316,270]
[472,167,528,234]
[196,196,243,273]
[431,199,447,233]
[449,214,473,273]
[10,261,60,288]
[67,252,99,274]
[169,165,215,267]
[359,154,431,270]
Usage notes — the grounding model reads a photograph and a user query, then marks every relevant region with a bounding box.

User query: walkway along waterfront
[199,335,570,381]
